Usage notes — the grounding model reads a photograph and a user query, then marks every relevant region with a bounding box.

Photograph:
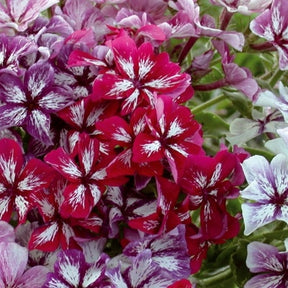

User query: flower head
[245,241,288,288]
[241,153,288,235]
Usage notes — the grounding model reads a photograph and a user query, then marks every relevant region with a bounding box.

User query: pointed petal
[28,222,60,252]
[17,266,49,288]
[246,241,284,273]
[242,202,277,235]
[45,148,82,181]
[0,105,27,129]
[0,74,26,103]
[26,109,52,145]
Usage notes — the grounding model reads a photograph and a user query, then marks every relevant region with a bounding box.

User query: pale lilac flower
[265,127,288,156]
[0,0,59,32]
[255,82,288,122]
[0,221,15,243]
[240,153,288,235]
[227,108,287,145]
[0,61,72,145]
[245,241,288,288]
[250,0,288,70]
[0,241,49,287]
[210,0,272,15]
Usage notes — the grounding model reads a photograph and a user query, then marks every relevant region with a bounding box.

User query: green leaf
[230,240,252,288]
[194,112,230,138]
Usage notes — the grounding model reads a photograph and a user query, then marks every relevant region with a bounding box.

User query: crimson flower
[0,138,54,224]
[93,35,192,115]
[132,95,203,181]
[44,133,108,219]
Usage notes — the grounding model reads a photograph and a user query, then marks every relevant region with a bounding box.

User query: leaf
[230,240,252,288]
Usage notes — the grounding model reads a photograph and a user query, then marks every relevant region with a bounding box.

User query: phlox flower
[0,241,49,287]
[245,241,288,288]
[0,138,54,224]
[180,149,243,239]
[44,133,109,219]
[0,0,58,32]
[250,0,288,70]
[241,153,288,235]
[43,249,109,288]
[0,61,73,145]
[210,0,272,15]
[93,35,192,115]
[132,95,203,181]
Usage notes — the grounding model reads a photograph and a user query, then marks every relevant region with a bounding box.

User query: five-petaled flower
[241,153,288,235]
[245,241,288,288]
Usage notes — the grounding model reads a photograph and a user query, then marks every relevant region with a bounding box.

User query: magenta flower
[245,241,288,288]
[241,154,288,235]
[43,249,109,288]
[0,241,49,287]
[250,0,288,70]
[132,95,203,181]
[0,138,53,224]
[0,0,58,32]
[0,34,37,76]
[93,35,192,115]
[0,61,72,145]
[180,149,242,239]
[44,133,108,219]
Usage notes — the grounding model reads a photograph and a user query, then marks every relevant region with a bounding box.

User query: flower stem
[193,79,227,91]
[191,94,227,114]
[196,267,233,287]
[269,68,284,87]
[178,37,198,65]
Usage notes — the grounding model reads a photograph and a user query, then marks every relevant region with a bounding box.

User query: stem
[196,267,232,287]
[191,94,227,114]
[220,8,233,31]
[178,37,198,65]
[193,79,227,91]
[269,68,284,87]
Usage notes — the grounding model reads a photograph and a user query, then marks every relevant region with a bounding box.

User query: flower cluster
[0,0,287,287]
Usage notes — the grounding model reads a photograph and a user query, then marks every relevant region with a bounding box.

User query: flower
[0,138,54,223]
[245,241,288,288]
[241,153,288,235]
[210,0,272,15]
[250,0,288,70]
[93,35,192,115]
[0,61,72,145]
[43,249,109,288]
[0,0,58,32]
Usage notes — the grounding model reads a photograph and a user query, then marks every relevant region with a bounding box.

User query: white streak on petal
[59,254,80,286]
[69,101,85,128]
[108,79,134,97]
[113,127,131,142]
[15,195,29,220]
[82,141,95,175]
[82,266,101,287]
[90,168,106,181]
[208,163,222,187]
[2,85,26,103]
[0,197,11,219]
[34,222,59,246]
[141,140,161,157]
[17,172,44,191]
[168,143,188,157]
[0,152,17,184]
[138,58,154,80]
[117,56,135,79]
[68,184,86,207]
[166,118,185,138]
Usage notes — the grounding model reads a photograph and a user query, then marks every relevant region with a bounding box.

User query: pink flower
[93,36,192,115]
[0,0,59,32]
[250,0,288,70]
[210,0,272,15]
[0,241,49,287]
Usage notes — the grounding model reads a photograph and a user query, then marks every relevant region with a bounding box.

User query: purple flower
[245,241,288,288]
[0,34,37,76]
[250,0,288,70]
[240,154,288,235]
[0,61,72,145]
[0,0,59,32]
[0,241,49,287]
[43,249,109,288]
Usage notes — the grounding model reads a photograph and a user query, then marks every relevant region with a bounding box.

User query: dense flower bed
[0,0,287,287]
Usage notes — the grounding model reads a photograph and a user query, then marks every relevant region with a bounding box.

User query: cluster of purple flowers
[0,0,287,287]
